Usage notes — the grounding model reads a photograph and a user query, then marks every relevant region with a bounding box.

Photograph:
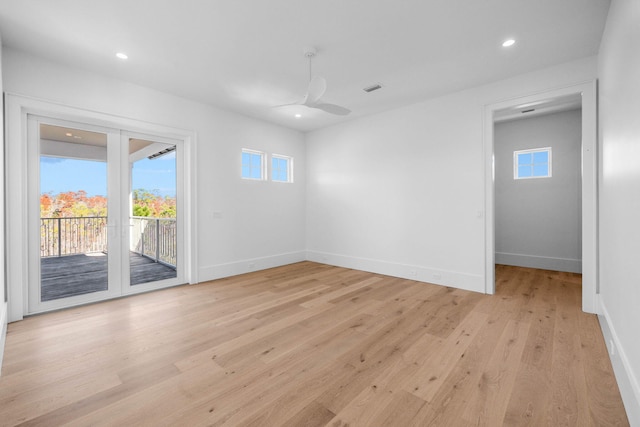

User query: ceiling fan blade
[313,103,351,116]
[305,76,327,105]
[272,100,304,108]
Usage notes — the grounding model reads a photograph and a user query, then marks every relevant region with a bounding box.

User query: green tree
[133,205,151,217]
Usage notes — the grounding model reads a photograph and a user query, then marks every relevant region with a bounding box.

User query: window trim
[271,153,293,183]
[241,148,265,181]
[513,147,552,180]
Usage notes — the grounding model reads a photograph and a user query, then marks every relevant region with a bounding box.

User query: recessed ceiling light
[65,132,72,137]
[116,52,128,60]
[294,114,302,118]
[502,39,516,47]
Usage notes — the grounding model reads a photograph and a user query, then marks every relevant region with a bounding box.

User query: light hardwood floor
[0,262,629,426]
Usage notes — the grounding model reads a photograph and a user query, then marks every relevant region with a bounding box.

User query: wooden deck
[0,262,629,425]
[40,252,177,301]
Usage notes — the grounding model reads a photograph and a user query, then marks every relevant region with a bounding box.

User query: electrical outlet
[409,270,417,278]
[433,273,442,280]
[609,339,616,356]
[248,262,255,270]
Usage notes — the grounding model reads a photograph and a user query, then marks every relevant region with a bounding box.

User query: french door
[28,116,184,314]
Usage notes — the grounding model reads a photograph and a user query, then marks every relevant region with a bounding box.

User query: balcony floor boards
[0,262,629,426]
[40,252,177,301]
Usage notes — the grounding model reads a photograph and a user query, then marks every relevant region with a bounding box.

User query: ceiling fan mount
[303,46,317,58]
[273,47,351,116]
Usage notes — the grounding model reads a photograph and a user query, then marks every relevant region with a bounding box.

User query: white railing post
[57,217,62,257]
[155,218,160,263]
[141,219,145,257]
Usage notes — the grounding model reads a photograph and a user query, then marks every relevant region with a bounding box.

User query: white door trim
[483,81,598,313]
[5,93,198,321]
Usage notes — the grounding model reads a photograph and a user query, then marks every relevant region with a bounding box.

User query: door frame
[483,81,598,313]
[121,129,186,296]
[5,94,198,321]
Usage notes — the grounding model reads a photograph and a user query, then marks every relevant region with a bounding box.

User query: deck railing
[130,217,177,268]
[41,216,108,257]
[40,216,177,269]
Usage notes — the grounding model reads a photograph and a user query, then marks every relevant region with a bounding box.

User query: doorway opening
[484,82,598,313]
[493,95,582,275]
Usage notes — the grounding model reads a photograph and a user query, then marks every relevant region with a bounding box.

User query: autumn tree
[40,189,175,218]
[41,191,107,218]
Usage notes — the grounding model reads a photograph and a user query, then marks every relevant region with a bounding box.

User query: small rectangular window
[514,147,551,179]
[241,149,265,180]
[271,154,293,183]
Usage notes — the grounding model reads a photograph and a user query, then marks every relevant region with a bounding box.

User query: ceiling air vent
[363,83,383,93]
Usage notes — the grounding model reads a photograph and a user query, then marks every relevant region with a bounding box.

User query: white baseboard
[599,302,640,426]
[198,251,307,283]
[0,302,7,377]
[495,252,581,273]
[305,251,484,293]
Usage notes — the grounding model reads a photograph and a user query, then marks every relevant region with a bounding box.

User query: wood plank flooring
[40,252,177,301]
[0,262,629,426]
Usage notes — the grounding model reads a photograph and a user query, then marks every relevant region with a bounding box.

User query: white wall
[495,110,582,273]
[0,35,7,374]
[306,56,597,293]
[597,0,640,423]
[2,48,307,321]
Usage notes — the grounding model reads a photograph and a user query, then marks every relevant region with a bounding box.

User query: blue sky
[132,155,176,197]
[40,154,176,197]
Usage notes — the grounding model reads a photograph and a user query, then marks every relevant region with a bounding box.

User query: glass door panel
[38,123,112,303]
[127,138,178,286]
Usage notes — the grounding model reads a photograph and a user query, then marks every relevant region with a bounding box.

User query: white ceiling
[0,0,610,132]
[40,124,107,147]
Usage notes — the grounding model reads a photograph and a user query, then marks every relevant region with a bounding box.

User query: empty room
[0,0,638,425]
